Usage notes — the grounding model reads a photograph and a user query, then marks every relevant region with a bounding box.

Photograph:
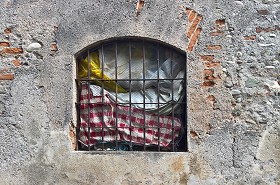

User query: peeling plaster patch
[256,129,280,164]
[170,156,185,172]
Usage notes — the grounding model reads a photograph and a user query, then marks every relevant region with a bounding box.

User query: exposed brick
[200,55,214,62]
[203,69,221,81]
[244,35,256,40]
[187,28,202,52]
[0,42,10,47]
[4,28,11,34]
[1,47,23,54]
[136,0,145,16]
[69,126,76,150]
[206,45,222,50]
[190,131,198,138]
[202,80,215,87]
[50,43,58,51]
[257,10,269,15]
[215,19,225,27]
[12,59,21,67]
[207,95,216,102]
[188,10,197,23]
[0,68,8,73]
[0,73,14,80]
[256,26,280,33]
[205,61,221,68]
[185,8,191,15]
[187,15,202,39]
[203,69,215,80]
[256,26,262,33]
[210,31,224,36]
[264,27,270,32]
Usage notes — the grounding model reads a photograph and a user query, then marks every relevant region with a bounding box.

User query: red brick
[205,61,221,68]
[203,69,215,80]
[0,42,10,47]
[215,19,225,27]
[207,95,216,102]
[206,45,222,50]
[69,126,76,150]
[187,14,202,39]
[187,27,202,52]
[12,59,21,67]
[50,43,58,51]
[200,55,214,62]
[244,35,256,41]
[190,131,198,138]
[203,69,221,83]
[136,0,144,16]
[264,27,270,32]
[4,28,11,34]
[0,68,8,73]
[202,80,215,87]
[210,31,224,36]
[185,8,191,15]
[188,10,197,22]
[1,48,23,54]
[256,27,262,33]
[257,10,269,15]
[0,73,14,80]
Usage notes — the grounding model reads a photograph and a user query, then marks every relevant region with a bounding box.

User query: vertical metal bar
[76,60,81,151]
[171,51,175,152]
[115,41,119,150]
[142,40,146,151]
[157,44,160,152]
[87,49,91,151]
[129,41,132,150]
[101,45,105,151]
[185,52,188,152]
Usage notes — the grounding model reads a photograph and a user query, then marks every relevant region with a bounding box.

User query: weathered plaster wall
[0,0,279,184]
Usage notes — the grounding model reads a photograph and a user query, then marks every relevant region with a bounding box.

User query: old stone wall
[0,0,279,184]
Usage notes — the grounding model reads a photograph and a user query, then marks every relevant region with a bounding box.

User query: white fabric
[96,42,185,115]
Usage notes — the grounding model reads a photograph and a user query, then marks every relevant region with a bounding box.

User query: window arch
[75,37,187,152]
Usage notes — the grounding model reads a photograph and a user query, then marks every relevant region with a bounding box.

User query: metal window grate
[76,38,187,152]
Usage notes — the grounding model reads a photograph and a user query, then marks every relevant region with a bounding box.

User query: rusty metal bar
[157,44,160,152]
[115,42,119,150]
[142,40,146,151]
[171,51,175,152]
[87,49,91,151]
[128,41,132,150]
[101,44,105,151]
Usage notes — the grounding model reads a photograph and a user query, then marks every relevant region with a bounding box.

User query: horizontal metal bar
[79,126,187,129]
[77,78,185,81]
[76,102,187,105]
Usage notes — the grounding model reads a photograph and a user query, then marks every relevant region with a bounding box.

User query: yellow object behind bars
[78,52,127,93]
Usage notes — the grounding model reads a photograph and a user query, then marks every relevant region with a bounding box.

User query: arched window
[75,38,187,152]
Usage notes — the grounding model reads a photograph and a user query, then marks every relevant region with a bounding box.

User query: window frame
[73,37,188,152]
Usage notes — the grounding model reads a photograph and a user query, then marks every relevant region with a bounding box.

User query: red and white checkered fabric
[79,85,181,148]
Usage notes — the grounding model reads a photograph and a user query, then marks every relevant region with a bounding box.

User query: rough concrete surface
[0,0,279,184]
